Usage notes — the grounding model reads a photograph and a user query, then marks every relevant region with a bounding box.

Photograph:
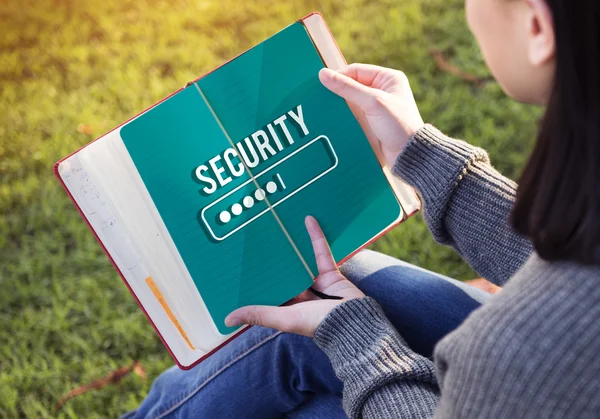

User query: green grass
[0,0,540,416]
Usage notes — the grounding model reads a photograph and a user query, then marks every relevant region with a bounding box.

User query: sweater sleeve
[314,297,440,418]
[393,125,533,286]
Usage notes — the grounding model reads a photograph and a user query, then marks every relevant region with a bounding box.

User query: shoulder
[434,254,600,418]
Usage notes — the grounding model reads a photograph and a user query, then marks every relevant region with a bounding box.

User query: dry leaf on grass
[55,360,146,412]
[77,124,95,135]
[430,49,491,86]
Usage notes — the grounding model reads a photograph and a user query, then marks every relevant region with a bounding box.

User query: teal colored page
[196,22,402,276]
[120,87,313,335]
[120,22,401,334]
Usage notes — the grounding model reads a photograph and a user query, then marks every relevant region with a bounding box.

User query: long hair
[511,0,600,265]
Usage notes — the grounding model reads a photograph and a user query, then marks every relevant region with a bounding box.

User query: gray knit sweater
[313,125,600,418]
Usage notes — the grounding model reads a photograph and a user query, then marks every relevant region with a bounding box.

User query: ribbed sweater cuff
[314,297,431,373]
[393,124,489,205]
[393,124,490,243]
[314,297,438,415]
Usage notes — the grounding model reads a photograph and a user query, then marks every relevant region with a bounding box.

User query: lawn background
[0,0,540,417]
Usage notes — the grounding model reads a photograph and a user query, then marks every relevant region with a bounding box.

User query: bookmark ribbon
[145,276,195,350]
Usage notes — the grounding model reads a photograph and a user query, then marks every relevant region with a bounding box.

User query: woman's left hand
[224,216,365,337]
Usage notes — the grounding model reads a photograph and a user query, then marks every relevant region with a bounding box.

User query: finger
[225,305,313,335]
[338,63,393,87]
[305,215,338,275]
[339,63,408,94]
[311,271,346,292]
[319,68,379,106]
[225,305,287,328]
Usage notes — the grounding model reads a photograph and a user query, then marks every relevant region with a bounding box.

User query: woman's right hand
[319,64,424,168]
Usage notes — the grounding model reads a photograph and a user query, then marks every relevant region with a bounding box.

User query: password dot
[266,181,278,194]
[255,189,265,201]
[243,196,255,208]
[231,203,243,216]
[219,211,231,223]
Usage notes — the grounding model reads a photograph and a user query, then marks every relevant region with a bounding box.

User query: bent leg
[125,250,490,418]
[340,249,490,357]
[125,327,344,419]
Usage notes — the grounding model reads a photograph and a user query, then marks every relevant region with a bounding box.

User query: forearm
[314,297,440,419]
[393,125,533,285]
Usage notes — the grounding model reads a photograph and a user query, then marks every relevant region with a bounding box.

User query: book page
[58,149,219,367]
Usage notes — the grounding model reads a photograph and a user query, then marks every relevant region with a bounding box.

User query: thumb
[319,68,379,108]
[225,305,290,330]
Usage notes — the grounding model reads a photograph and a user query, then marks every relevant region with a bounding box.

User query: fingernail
[224,315,240,327]
[319,68,335,83]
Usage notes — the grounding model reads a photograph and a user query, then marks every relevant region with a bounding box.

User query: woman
[127,0,600,417]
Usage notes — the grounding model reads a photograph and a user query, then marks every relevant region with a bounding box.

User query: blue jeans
[124,250,490,418]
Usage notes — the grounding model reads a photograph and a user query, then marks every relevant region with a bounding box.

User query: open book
[54,13,420,369]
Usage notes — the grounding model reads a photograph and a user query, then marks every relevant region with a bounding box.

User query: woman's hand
[224,216,365,338]
[319,63,424,168]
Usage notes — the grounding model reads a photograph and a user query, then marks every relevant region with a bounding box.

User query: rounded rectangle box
[201,135,338,241]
